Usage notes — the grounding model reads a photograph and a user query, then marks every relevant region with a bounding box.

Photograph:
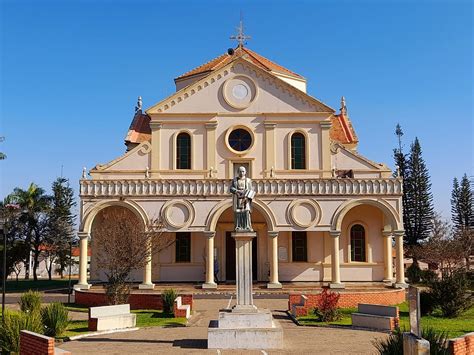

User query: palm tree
[10,183,51,280]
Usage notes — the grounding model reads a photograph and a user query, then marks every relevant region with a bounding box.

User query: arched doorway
[89,205,146,282]
[215,207,268,283]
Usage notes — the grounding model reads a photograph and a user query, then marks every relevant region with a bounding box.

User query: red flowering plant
[313,287,341,322]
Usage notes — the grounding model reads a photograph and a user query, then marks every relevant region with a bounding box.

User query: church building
[75,39,407,291]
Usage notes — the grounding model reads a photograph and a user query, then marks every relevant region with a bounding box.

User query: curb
[65,327,139,341]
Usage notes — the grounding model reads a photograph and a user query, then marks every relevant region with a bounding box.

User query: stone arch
[81,200,149,234]
[205,198,277,232]
[331,198,401,232]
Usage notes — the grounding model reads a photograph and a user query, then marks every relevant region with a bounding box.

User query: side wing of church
[75,45,407,290]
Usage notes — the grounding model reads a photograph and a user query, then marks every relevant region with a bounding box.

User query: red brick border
[448,332,474,355]
[288,288,406,316]
[20,330,71,355]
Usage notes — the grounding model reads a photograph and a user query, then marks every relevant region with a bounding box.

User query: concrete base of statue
[207,231,283,349]
[208,308,283,349]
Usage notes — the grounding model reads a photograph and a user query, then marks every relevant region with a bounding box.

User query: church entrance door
[225,231,257,282]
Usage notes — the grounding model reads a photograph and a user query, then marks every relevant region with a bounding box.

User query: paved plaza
[58,297,388,354]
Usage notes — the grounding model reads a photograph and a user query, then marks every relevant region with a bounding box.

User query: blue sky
[0,0,472,220]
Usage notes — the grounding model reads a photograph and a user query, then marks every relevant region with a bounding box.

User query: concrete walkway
[60,298,388,354]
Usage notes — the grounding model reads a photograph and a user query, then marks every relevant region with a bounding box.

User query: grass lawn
[60,305,186,340]
[297,302,474,338]
[4,279,77,293]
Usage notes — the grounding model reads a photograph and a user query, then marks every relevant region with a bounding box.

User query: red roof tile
[330,113,358,145]
[175,46,304,81]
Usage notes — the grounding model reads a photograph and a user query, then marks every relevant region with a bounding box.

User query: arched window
[176,132,191,169]
[291,132,306,169]
[350,224,366,262]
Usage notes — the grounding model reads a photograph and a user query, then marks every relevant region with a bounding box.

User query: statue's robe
[230,177,254,231]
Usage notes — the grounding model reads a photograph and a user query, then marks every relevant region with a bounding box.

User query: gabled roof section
[147,57,334,114]
[175,46,304,83]
[332,141,389,171]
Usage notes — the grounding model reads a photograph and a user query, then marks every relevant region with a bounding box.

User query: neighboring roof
[330,112,358,145]
[175,46,304,82]
[125,110,151,147]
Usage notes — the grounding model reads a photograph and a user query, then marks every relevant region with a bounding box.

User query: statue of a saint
[230,166,255,231]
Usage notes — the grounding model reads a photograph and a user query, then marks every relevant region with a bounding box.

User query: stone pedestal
[207,231,283,349]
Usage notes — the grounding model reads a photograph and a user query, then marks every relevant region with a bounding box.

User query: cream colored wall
[163,63,316,115]
[274,73,307,93]
[339,204,385,281]
[278,231,325,281]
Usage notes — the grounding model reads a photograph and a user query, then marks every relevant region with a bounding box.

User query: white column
[202,231,217,289]
[267,231,282,289]
[383,231,394,283]
[394,230,408,288]
[139,233,155,289]
[232,231,257,312]
[74,232,91,290]
[329,230,344,289]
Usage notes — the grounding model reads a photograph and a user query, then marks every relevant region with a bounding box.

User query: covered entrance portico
[202,199,281,289]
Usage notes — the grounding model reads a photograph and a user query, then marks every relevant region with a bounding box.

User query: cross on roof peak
[230,14,251,48]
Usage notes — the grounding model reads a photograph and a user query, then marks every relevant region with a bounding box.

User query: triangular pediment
[146,58,334,115]
[332,142,390,171]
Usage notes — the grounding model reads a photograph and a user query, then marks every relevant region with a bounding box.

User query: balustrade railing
[80,178,403,197]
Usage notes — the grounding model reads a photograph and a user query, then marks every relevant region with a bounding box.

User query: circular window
[228,129,252,152]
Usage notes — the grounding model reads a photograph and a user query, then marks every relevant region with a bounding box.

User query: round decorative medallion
[222,75,257,109]
[225,126,255,155]
[288,199,322,228]
[161,200,194,229]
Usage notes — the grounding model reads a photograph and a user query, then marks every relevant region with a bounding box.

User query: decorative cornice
[149,122,163,130]
[320,121,332,129]
[205,122,218,130]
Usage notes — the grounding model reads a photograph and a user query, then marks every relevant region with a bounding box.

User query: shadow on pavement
[77,338,174,344]
[173,339,207,349]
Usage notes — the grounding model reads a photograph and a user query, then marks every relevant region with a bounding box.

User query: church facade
[75,45,407,290]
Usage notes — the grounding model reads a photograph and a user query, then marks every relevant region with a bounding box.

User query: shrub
[0,310,43,353]
[105,276,130,305]
[162,288,178,314]
[422,327,449,355]
[373,327,404,355]
[420,290,437,316]
[406,262,422,284]
[420,269,438,284]
[373,327,449,355]
[430,270,472,317]
[41,302,71,337]
[313,288,341,322]
[19,290,42,315]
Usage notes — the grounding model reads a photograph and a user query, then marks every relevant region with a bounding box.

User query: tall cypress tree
[404,138,434,250]
[451,174,473,231]
[451,174,473,270]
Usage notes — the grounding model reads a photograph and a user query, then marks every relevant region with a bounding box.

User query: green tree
[10,183,52,280]
[451,174,473,270]
[44,177,76,279]
[404,138,434,251]
[394,128,434,262]
[0,200,27,281]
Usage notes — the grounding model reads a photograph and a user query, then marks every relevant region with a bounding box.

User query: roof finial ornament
[230,12,251,48]
[340,96,347,116]
[135,96,142,112]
